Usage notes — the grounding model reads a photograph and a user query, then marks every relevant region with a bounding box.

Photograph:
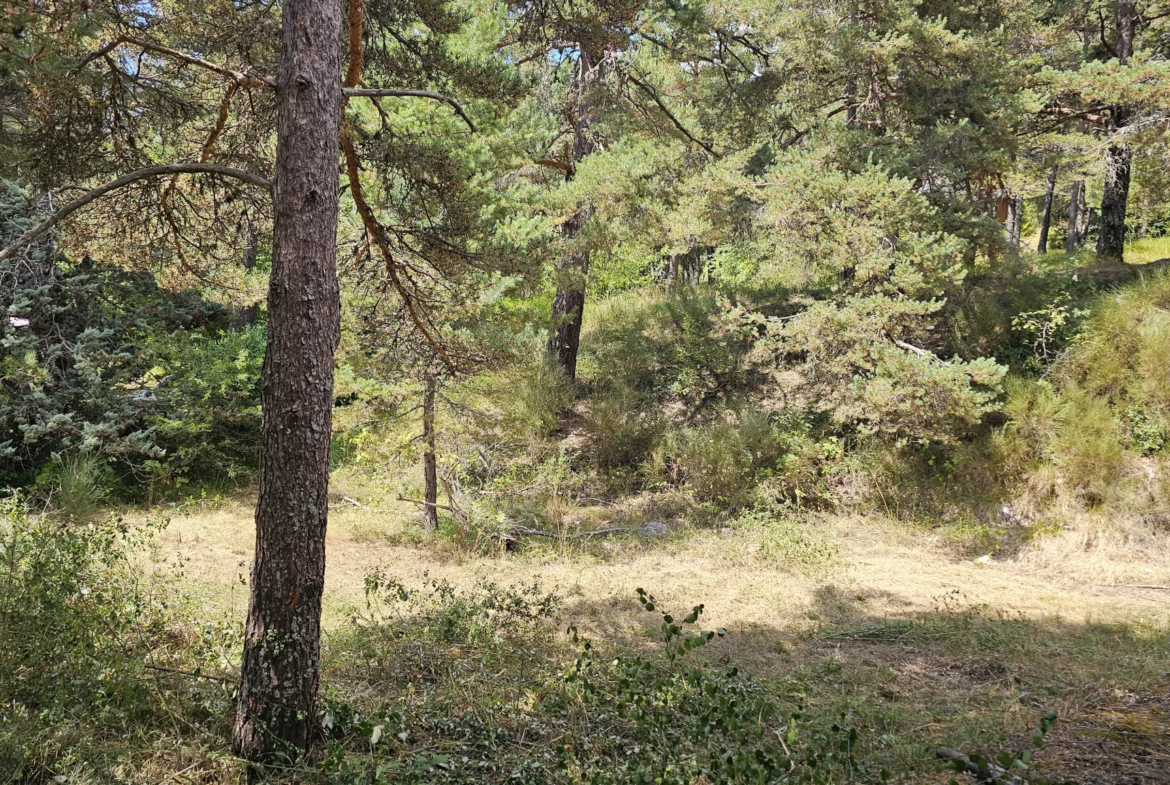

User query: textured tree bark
[1096,0,1135,261]
[547,47,601,382]
[422,374,438,535]
[1096,136,1131,261]
[1006,194,1022,245]
[1066,180,1083,254]
[1037,165,1058,254]
[233,0,343,766]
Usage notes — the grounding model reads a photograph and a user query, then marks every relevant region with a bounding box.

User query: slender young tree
[422,372,439,534]
[1037,164,1058,254]
[1067,179,1084,254]
[546,46,604,381]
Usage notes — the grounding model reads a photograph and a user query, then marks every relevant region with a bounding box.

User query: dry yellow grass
[133,490,1170,638]
[114,485,1170,784]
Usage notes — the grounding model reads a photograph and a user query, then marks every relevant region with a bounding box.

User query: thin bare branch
[0,163,272,262]
[892,337,952,367]
[623,71,720,158]
[79,35,275,88]
[341,131,456,371]
[344,88,476,132]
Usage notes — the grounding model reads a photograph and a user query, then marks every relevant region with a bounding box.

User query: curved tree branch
[343,88,477,132]
[341,132,455,371]
[0,163,272,262]
[78,36,275,88]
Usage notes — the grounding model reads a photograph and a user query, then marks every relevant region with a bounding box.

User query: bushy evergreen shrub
[1,181,263,496]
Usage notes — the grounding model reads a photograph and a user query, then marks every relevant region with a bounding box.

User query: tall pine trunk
[422,374,438,535]
[1096,0,1135,261]
[1037,165,1057,254]
[233,0,343,765]
[1066,180,1083,254]
[547,48,600,382]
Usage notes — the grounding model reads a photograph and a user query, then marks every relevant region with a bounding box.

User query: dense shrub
[1,181,262,495]
[584,384,665,471]
[0,495,168,778]
[140,325,265,488]
[582,287,751,407]
[648,411,814,509]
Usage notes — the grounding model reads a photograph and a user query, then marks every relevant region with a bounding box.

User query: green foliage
[0,181,261,495]
[139,325,265,488]
[733,509,840,574]
[1010,289,1091,371]
[584,384,664,471]
[582,287,751,406]
[495,358,576,442]
[38,449,114,521]
[753,158,1008,445]
[361,573,561,647]
[1054,269,1170,417]
[941,711,1059,785]
[649,412,807,508]
[559,592,879,785]
[0,494,168,778]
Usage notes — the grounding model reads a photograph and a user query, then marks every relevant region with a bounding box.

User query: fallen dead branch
[936,747,1019,785]
[336,495,390,513]
[510,524,639,540]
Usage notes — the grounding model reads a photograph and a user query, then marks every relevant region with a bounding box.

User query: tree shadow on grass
[562,583,1170,784]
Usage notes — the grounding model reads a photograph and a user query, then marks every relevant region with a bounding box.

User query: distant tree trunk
[1006,194,1023,245]
[547,47,601,382]
[1066,180,1083,253]
[422,374,438,535]
[1077,181,1089,245]
[1037,165,1058,254]
[233,0,342,766]
[845,7,858,126]
[666,253,679,292]
[229,218,259,331]
[1096,0,1135,261]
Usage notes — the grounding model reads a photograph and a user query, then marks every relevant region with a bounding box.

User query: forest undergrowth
[5,259,1170,784]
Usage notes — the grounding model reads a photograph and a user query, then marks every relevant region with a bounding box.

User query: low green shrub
[584,384,664,471]
[37,449,115,520]
[1054,268,1170,417]
[495,358,575,440]
[361,572,562,647]
[648,411,812,509]
[733,509,840,574]
[0,494,170,779]
[317,584,880,785]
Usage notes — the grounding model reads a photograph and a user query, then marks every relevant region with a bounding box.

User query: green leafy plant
[939,710,1058,785]
[0,493,171,778]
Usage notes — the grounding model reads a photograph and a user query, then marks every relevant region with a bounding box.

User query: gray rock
[638,521,669,538]
[997,504,1023,527]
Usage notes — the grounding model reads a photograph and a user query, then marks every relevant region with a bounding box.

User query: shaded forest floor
[126,481,1170,784]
